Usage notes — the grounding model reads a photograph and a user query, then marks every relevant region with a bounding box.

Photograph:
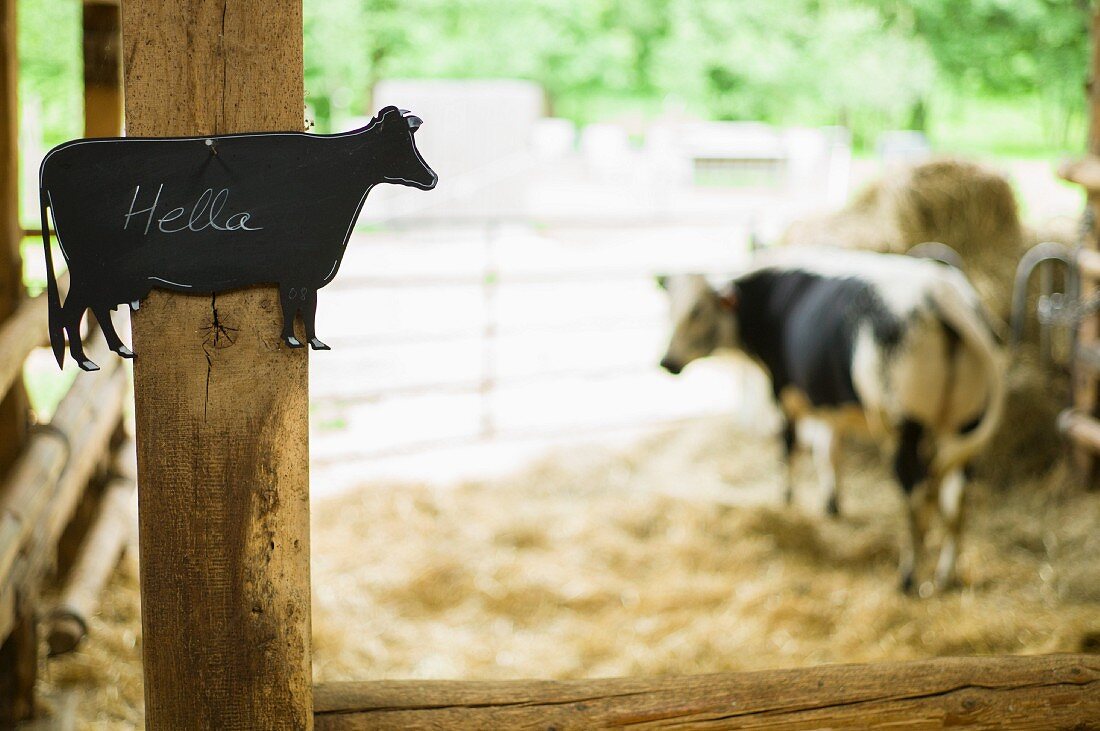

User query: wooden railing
[312,654,1100,729]
[1056,9,1100,482]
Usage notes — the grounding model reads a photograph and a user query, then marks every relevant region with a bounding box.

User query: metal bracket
[1009,241,1079,369]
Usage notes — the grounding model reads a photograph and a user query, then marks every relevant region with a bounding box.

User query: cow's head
[373,106,438,190]
[657,274,739,375]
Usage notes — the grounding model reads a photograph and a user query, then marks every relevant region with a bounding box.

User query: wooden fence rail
[313,654,1099,730]
[47,437,135,656]
[0,342,126,642]
[0,271,68,399]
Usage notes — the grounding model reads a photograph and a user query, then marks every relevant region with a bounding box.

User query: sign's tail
[41,189,65,368]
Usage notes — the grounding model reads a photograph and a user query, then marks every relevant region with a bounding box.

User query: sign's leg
[120,2,312,728]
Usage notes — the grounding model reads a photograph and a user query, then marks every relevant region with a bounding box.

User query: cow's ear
[655,274,669,290]
[377,106,402,125]
[717,284,739,311]
[397,108,424,131]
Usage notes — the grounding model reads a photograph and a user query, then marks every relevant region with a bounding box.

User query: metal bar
[1009,241,1076,351]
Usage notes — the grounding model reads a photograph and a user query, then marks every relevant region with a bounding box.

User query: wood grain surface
[47,439,136,656]
[314,654,1100,730]
[1072,8,1100,482]
[121,1,312,728]
[0,0,33,721]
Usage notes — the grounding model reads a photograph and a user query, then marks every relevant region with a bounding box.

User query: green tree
[878,0,1090,145]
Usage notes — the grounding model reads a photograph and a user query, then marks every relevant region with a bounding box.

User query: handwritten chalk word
[124,184,263,235]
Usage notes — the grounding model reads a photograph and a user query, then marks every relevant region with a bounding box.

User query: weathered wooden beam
[121,1,312,728]
[1059,155,1100,191]
[46,438,135,656]
[0,0,19,320]
[0,344,126,637]
[0,0,24,484]
[314,654,1099,730]
[0,607,35,723]
[0,0,22,422]
[0,345,124,726]
[0,0,33,721]
[6,371,125,593]
[1069,8,1100,483]
[83,0,121,138]
[39,2,124,602]
[0,270,69,400]
[1076,341,1100,377]
[1078,248,1100,281]
[1060,408,1100,453]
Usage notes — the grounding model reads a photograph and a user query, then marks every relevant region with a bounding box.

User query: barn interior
[3,1,1099,727]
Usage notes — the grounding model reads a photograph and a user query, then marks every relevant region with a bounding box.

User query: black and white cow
[658,248,1004,593]
[39,106,436,371]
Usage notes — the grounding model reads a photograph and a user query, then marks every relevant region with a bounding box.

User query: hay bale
[782,158,1026,319]
[976,349,1067,483]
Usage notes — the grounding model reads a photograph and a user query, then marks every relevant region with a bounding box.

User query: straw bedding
[38,420,1100,728]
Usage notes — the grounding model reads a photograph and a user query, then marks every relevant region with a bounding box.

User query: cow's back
[737,248,995,431]
[40,131,376,289]
[736,267,902,408]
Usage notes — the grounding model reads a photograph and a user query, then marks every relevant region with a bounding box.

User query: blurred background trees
[17,0,1092,153]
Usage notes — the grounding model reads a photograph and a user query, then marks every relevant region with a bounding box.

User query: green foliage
[300,0,1087,152]
[13,0,1092,162]
[882,0,1090,148]
[17,0,81,147]
[651,0,938,143]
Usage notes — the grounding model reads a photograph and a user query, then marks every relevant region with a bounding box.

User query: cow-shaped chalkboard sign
[39,106,437,371]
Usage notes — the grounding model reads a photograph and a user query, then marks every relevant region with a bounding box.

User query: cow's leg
[900,486,937,595]
[62,296,97,371]
[894,418,928,593]
[279,285,304,348]
[826,434,843,516]
[302,288,329,350]
[780,415,798,506]
[804,419,842,517]
[934,468,966,591]
[92,304,133,358]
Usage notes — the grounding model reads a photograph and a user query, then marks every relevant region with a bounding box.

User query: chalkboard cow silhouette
[39,106,437,371]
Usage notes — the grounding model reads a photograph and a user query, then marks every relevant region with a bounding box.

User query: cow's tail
[41,189,65,368]
[928,275,1005,476]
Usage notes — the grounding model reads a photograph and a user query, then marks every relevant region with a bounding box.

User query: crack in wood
[200,292,237,419]
[633,677,1100,727]
[315,689,655,717]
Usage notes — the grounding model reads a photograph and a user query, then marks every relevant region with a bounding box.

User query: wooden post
[1075,8,1100,483]
[120,2,312,728]
[83,1,122,138]
[47,438,136,656]
[0,0,24,481]
[0,0,35,723]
